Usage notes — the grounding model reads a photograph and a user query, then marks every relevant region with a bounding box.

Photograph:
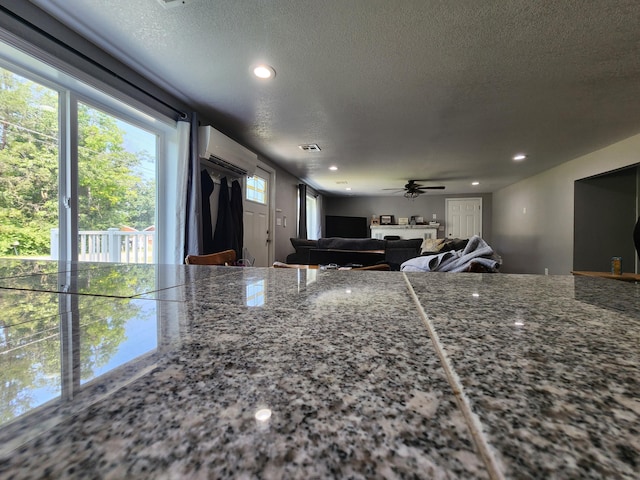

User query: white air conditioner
[198,126,257,177]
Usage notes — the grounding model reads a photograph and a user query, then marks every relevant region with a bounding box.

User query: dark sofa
[286,237,423,270]
[286,238,319,264]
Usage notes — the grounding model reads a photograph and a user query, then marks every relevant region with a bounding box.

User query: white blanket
[401,236,501,273]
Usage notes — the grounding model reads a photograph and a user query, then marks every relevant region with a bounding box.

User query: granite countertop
[0,260,637,478]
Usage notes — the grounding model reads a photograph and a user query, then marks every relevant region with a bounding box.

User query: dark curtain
[634,215,640,261]
[230,179,243,260]
[298,183,307,239]
[212,177,234,253]
[201,170,215,254]
[184,113,202,259]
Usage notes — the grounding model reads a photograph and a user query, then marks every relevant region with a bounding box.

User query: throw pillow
[421,238,444,254]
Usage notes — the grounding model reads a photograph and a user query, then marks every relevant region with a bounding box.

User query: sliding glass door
[0,27,181,435]
[0,60,160,264]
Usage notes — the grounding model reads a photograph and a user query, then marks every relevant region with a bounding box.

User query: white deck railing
[50,228,155,263]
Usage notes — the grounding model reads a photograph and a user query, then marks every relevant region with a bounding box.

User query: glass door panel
[77,103,157,263]
[0,67,59,260]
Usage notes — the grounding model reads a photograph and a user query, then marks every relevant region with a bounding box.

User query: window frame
[245,173,268,205]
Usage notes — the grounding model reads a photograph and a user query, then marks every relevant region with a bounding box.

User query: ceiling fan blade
[387,180,446,194]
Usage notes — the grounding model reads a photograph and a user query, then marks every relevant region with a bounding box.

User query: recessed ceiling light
[253,64,276,79]
[345,187,352,191]
[472,181,480,186]
[513,153,527,161]
[329,165,338,171]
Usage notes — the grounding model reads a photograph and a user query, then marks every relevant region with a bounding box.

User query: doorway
[243,163,275,267]
[445,198,482,239]
[574,166,638,273]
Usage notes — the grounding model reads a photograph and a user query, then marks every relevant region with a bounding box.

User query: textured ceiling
[29,0,640,196]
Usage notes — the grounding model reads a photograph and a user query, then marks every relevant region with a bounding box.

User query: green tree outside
[0,69,58,256]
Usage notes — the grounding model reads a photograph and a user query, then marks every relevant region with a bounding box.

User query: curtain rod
[0,5,188,120]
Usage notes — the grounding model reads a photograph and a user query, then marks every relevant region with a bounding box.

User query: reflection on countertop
[0,260,638,479]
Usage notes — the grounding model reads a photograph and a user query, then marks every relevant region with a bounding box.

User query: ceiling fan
[384,179,445,198]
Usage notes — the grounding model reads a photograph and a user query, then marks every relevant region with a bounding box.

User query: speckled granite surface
[0,260,638,478]
[406,272,640,479]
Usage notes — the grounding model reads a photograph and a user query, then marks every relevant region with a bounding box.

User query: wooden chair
[185,249,236,266]
[352,263,391,271]
[272,261,315,269]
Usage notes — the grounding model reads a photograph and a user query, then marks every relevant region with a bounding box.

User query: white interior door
[446,198,482,239]
[243,165,273,266]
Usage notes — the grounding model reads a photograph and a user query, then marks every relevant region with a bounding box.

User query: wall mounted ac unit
[198,126,257,177]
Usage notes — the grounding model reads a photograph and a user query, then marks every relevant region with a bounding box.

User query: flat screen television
[325,215,369,238]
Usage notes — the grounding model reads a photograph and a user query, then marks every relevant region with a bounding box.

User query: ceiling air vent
[298,144,321,152]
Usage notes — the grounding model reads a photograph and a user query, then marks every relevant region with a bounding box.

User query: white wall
[493,133,640,274]
[270,163,301,262]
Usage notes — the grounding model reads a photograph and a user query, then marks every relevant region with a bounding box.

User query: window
[306,193,320,240]
[296,185,321,239]
[0,37,176,264]
[246,174,267,204]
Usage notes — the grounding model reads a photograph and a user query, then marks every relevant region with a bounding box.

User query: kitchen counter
[0,260,637,478]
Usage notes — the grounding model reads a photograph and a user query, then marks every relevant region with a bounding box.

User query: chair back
[185,249,236,266]
[272,261,306,268]
[353,263,391,271]
[272,262,390,271]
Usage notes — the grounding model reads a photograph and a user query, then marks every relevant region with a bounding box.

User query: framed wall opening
[574,164,639,274]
